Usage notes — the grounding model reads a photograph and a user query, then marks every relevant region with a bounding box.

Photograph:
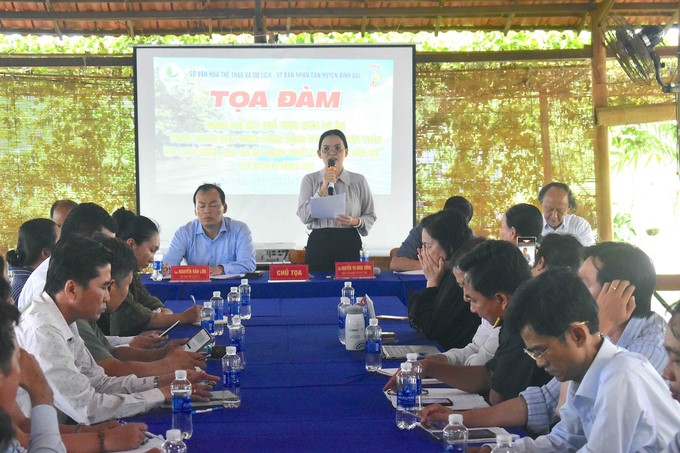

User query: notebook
[382,344,441,359]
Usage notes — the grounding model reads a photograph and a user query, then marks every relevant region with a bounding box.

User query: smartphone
[517,236,537,267]
[420,397,453,406]
[159,320,180,337]
[184,328,213,353]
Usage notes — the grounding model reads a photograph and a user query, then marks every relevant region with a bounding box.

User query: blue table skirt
[127,297,446,451]
[141,271,427,306]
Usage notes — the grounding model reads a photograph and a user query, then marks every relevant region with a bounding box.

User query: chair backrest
[288,249,306,264]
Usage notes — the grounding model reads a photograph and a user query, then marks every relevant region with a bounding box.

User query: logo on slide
[158,63,184,86]
[367,64,385,88]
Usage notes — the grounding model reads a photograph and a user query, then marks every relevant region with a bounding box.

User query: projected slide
[136,45,414,252]
[154,57,393,195]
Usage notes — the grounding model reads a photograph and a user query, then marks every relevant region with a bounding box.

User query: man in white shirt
[538,182,595,246]
[483,269,680,452]
[15,236,217,424]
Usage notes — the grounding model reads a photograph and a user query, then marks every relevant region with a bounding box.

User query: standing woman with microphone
[297,129,377,271]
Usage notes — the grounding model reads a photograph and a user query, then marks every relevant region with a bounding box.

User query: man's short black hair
[538,182,578,211]
[44,237,113,299]
[193,183,226,205]
[505,203,543,238]
[669,301,680,342]
[60,202,118,241]
[583,242,655,318]
[93,234,137,286]
[536,233,583,271]
[0,257,9,305]
[506,268,599,337]
[49,199,79,219]
[458,239,532,298]
[443,196,474,223]
[0,303,20,375]
[420,209,473,262]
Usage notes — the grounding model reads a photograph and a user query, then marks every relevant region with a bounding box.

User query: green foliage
[612,211,637,242]
[611,122,677,173]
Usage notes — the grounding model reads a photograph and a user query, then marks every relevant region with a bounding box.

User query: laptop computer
[382,344,441,360]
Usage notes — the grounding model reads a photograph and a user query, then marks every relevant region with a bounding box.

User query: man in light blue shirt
[165,183,256,275]
[500,269,680,452]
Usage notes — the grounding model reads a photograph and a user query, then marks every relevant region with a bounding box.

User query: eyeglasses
[320,144,345,154]
[523,321,588,362]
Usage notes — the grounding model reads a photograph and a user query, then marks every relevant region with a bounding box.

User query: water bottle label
[241,295,251,307]
[366,338,381,354]
[214,306,223,320]
[153,260,162,271]
[397,387,416,408]
[201,319,214,332]
[230,336,244,352]
[229,302,240,315]
[172,395,191,412]
[224,370,241,388]
[416,378,422,396]
[444,446,466,453]
[338,315,345,329]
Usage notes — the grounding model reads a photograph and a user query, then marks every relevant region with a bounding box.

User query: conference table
[140,270,427,306]
[127,296,449,452]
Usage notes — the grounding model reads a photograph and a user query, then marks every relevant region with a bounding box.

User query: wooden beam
[592,0,616,27]
[591,19,612,241]
[596,102,677,126]
[539,91,552,184]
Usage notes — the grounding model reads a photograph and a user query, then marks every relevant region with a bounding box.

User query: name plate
[171,265,211,282]
[269,264,309,281]
[335,261,374,279]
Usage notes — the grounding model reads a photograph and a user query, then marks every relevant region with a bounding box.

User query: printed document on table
[384,388,489,410]
[310,193,346,219]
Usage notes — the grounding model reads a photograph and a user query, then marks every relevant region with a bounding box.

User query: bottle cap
[400,362,412,371]
[232,315,242,324]
[231,287,238,292]
[225,346,237,355]
[369,318,378,326]
[496,434,513,444]
[449,413,463,424]
[213,291,221,297]
[154,253,163,260]
[166,429,182,442]
[344,281,352,287]
[204,301,212,308]
[241,278,248,284]
[345,305,363,315]
[406,353,418,361]
[174,369,187,380]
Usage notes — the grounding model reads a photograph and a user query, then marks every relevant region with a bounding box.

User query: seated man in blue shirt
[165,183,256,275]
[479,269,680,452]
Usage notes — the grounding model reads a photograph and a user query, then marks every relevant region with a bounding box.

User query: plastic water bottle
[341,281,355,304]
[151,252,163,282]
[395,362,418,430]
[360,248,370,262]
[491,434,517,452]
[337,296,350,345]
[170,370,193,439]
[211,291,224,336]
[228,315,246,367]
[200,301,215,354]
[227,287,241,323]
[222,345,242,408]
[344,305,365,351]
[443,413,468,452]
[239,279,251,320]
[365,318,382,371]
[355,296,369,325]
[161,429,187,453]
[406,353,423,408]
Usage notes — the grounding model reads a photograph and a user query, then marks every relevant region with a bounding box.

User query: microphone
[373,267,381,276]
[327,158,336,196]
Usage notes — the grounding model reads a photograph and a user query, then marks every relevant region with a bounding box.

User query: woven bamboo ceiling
[0,1,677,37]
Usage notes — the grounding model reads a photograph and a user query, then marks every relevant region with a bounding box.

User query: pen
[118,420,158,442]
[192,407,224,414]
[190,295,197,305]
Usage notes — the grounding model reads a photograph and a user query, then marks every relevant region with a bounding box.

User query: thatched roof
[0,1,677,37]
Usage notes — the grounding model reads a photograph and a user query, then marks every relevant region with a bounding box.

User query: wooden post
[591,20,612,241]
[539,90,552,185]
